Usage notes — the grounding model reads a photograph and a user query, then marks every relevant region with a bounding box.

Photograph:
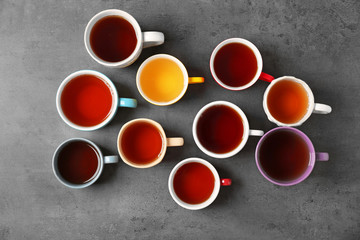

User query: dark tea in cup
[213,42,258,87]
[258,129,309,182]
[90,15,137,62]
[196,104,244,154]
[57,140,100,184]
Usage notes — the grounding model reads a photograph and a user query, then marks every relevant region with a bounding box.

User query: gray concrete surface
[0,0,359,239]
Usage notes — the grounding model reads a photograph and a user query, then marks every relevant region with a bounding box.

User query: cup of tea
[56,70,137,131]
[52,138,119,189]
[136,54,204,106]
[84,9,165,68]
[263,76,332,126]
[255,127,329,186]
[210,38,274,91]
[168,157,231,210]
[193,101,264,158]
[117,118,184,168]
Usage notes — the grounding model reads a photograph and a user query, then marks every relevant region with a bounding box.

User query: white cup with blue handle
[56,70,137,131]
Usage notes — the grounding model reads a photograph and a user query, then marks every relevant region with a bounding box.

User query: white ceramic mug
[84,9,164,68]
[210,38,274,91]
[52,138,119,189]
[56,70,137,131]
[263,76,332,127]
[168,158,231,210]
[193,101,264,159]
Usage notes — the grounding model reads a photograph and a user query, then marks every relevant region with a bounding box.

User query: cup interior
[56,70,118,131]
[263,76,314,127]
[210,38,263,91]
[136,54,189,106]
[84,9,142,67]
[168,158,220,210]
[255,127,316,186]
[117,118,167,168]
[52,138,103,189]
[192,101,250,159]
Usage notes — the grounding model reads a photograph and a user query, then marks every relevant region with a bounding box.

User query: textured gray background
[0,0,359,239]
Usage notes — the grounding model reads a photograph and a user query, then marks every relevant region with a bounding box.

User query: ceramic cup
[193,101,264,158]
[136,54,204,106]
[210,38,274,91]
[52,138,119,189]
[168,157,231,210]
[84,9,165,68]
[255,127,329,186]
[56,70,137,131]
[117,118,184,168]
[263,76,332,126]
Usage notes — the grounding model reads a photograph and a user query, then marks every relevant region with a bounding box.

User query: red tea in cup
[60,74,114,127]
[120,121,164,165]
[90,15,137,62]
[196,104,244,154]
[57,140,100,184]
[213,42,258,87]
[173,162,215,204]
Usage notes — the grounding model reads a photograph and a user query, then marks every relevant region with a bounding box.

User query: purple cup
[255,127,329,186]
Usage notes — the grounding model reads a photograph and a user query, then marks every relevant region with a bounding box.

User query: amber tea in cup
[266,79,309,124]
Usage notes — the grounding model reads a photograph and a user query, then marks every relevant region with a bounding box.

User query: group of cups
[52,9,332,210]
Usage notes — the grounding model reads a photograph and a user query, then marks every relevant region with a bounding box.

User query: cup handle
[119,98,137,108]
[221,179,232,186]
[259,72,275,82]
[104,155,119,164]
[142,32,165,48]
[249,129,264,136]
[316,152,329,161]
[188,77,205,84]
[166,137,184,147]
[313,103,332,114]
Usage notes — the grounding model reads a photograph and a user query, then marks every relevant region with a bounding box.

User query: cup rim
[56,70,119,131]
[210,38,263,91]
[84,9,143,68]
[192,101,250,159]
[255,127,316,186]
[168,157,220,210]
[117,118,167,168]
[52,138,104,189]
[263,76,315,127]
[136,54,189,106]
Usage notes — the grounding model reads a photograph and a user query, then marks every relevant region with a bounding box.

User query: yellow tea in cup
[140,57,184,102]
[137,54,204,106]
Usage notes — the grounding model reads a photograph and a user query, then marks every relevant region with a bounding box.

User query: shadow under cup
[255,127,327,186]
